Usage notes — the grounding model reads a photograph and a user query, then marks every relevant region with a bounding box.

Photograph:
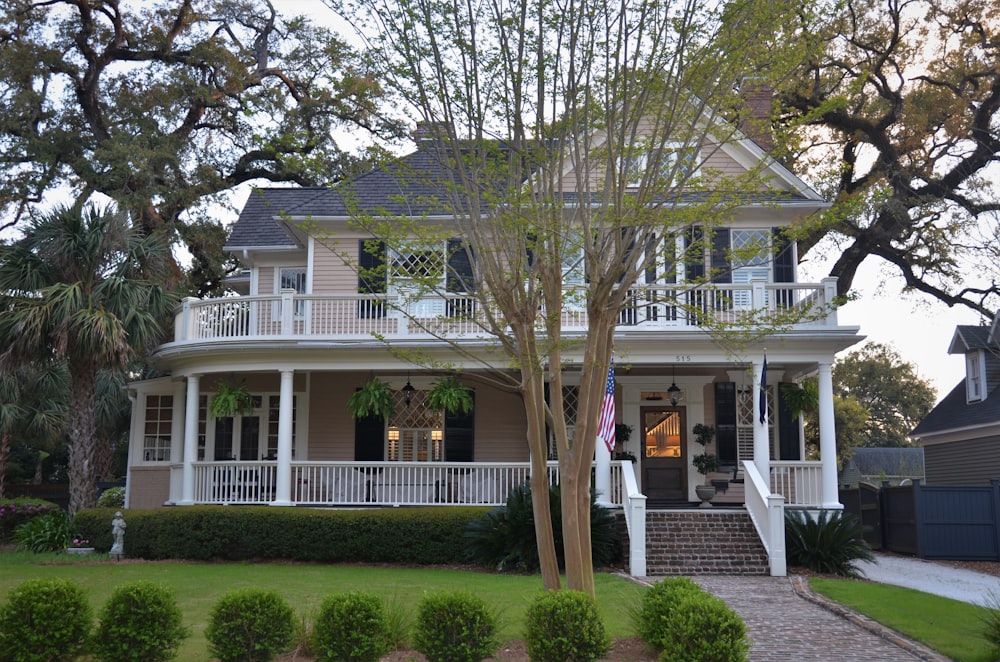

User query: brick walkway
[686,576,950,662]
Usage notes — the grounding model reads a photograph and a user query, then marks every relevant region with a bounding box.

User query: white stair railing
[742,460,787,577]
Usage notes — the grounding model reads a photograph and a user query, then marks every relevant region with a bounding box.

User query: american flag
[597,361,616,453]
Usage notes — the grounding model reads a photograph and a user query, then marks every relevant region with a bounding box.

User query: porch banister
[619,461,647,577]
[272,370,295,506]
[751,278,766,312]
[742,460,786,577]
[280,289,295,336]
[179,375,200,505]
[817,361,842,509]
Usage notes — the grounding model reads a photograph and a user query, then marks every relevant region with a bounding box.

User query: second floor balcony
[172,278,840,345]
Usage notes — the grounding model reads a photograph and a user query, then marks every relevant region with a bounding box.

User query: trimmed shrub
[524,590,610,662]
[0,577,92,662]
[91,580,188,662]
[0,498,60,543]
[97,487,126,508]
[636,577,704,648]
[465,483,620,572]
[785,509,875,577]
[72,505,488,562]
[310,591,392,662]
[13,509,70,552]
[205,588,295,662]
[655,592,749,662]
[412,591,498,662]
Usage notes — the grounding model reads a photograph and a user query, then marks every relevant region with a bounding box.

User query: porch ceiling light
[402,377,416,405]
[668,365,683,405]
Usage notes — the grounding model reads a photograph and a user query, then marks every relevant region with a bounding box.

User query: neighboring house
[840,447,925,488]
[911,314,1000,485]
[124,107,863,576]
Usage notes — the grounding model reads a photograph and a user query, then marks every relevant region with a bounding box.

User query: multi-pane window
[386,389,444,462]
[967,351,984,402]
[143,395,173,462]
[279,267,307,317]
[623,143,698,188]
[266,395,297,459]
[735,385,774,463]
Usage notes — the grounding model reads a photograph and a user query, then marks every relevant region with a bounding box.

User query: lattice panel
[388,390,443,429]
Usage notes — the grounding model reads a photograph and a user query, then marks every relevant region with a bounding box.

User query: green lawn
[0,552,647,661]
[810,578,998,662]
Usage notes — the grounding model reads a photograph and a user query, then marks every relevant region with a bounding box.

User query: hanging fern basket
[210,379,255,417]
[426,375,474,415]
[347,377,396,420]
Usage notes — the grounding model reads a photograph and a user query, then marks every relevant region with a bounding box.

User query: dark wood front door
[641,407,687,503]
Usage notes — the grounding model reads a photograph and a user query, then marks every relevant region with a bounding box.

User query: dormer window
[967,350,985,403]
[623,143,698,188]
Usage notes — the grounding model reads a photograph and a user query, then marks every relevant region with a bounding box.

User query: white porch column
[817,361,842,508]
[179,374,201,505]
[167,379,186,504]
[595,437,612,507]
[752,359,770,478]
[272,370,295,506]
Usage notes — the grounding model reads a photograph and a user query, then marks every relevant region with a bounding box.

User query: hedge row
[71,506,491,563]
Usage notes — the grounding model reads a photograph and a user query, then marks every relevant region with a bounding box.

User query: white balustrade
[770,461,824,507]
[742,460,787,577]
[173,282,836,343]
[191,460,626,508]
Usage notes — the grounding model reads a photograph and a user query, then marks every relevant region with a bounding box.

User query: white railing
[742,460,787,577]
[619,461,647,576]
[190,460,626,508]
[173,279,839,343]
[771,461,824,507]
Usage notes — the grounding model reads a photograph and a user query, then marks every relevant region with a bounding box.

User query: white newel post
[272,370,295,506]
[179,374,201,505]
[752,360,770,479]
[595,441,612,507]
[817,361,842,509]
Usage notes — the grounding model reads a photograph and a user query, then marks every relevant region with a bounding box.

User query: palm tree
[0,204,175,514]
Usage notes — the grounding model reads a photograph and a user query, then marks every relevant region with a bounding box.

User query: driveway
[856,552,1000,606]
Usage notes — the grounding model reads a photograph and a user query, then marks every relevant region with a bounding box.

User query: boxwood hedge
[71,506,490,563]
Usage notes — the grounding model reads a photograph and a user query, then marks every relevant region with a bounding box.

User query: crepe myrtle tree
[325,0,828,595]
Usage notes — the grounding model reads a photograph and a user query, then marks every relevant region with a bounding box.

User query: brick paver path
[691,576,947,662]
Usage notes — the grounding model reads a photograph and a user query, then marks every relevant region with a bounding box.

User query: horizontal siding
[924,435,1000,485]
[257,266,274,295]
[312,241,358,294]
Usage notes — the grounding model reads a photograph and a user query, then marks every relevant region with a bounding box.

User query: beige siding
[473,387,529,461]
[312,241,359,295]
[128,467,170,509]
[305,373,358,460]
[257,266,275,295]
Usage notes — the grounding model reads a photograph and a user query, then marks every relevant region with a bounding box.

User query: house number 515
[675,355,692,362]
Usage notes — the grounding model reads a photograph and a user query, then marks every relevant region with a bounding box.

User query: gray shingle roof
[847,447,924,477]
[225,142,818,250]
[949,325,994,354]
[911,380,1000,437]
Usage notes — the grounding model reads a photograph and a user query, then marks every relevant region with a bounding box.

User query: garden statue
[110,511,126,560]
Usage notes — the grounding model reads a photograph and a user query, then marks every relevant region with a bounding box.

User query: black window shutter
[446,238,475,292]
[711,228,731,284]
[444,392,475,461]
[358,239,386,318]
[685,226,705,281]
[354,412,384,461]
[715,382,737,464]
[778,383,800,460]
[772,228,794,283]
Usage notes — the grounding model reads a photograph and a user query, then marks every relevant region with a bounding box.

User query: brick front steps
[643,509,770,576]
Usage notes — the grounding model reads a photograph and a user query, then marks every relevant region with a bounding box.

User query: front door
[641,407,687,503]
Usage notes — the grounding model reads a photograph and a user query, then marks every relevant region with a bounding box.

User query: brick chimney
[738,78,774,152]
[411,121,452,145]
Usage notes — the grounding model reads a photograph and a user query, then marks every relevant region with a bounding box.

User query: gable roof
[948,324,995,354]
[911,380,1000,438]
[847,447,924,477]
[226,135,826,251]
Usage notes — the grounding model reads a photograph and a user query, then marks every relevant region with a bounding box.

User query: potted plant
[612,423,637,462]
[210,378,255,417]
[691,423,718,507]
[347,376,395,420]
[426,374,474,415]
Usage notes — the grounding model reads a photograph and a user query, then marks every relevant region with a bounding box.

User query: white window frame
[278,266,307,318]
[967,350,985,403]
[141,394,173,463]
[623,143,699,188]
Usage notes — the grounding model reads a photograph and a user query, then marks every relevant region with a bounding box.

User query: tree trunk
[66,362,100,516]
[523,366,561,590]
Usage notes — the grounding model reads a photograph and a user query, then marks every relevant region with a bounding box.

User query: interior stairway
[642,509,770,575]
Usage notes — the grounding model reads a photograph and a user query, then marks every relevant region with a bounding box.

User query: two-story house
[912,313,1000,484]
[123,120,863,576]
